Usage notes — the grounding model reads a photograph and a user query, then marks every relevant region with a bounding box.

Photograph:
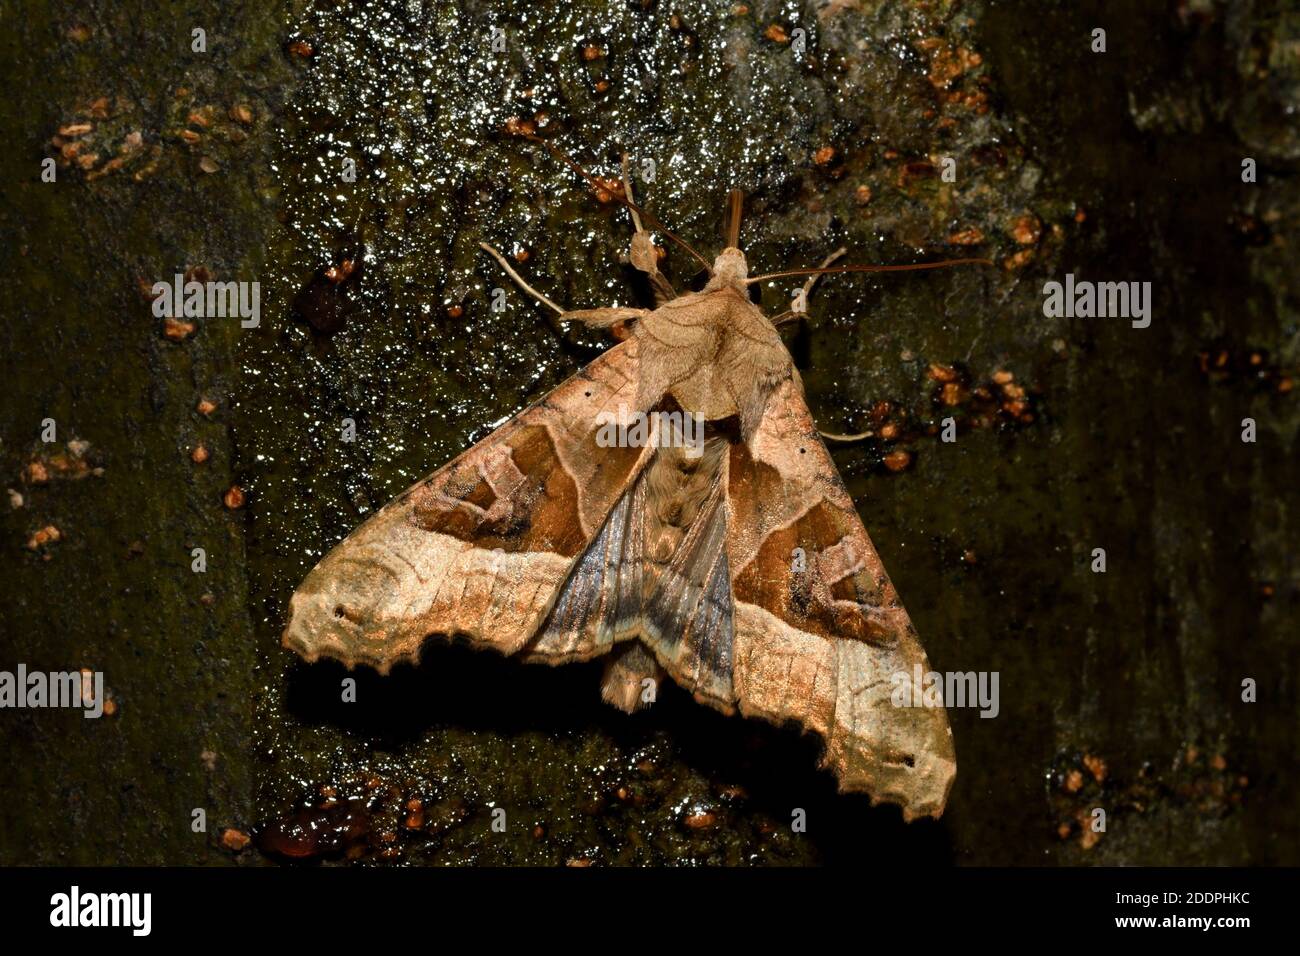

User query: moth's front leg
[478,242,648,341]
[764,247,871,443]
[560,307,649,342]
[478,241,565,336]
[770,247,848,326]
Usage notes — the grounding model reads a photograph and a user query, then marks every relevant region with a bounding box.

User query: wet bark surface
[1,0,1296,865]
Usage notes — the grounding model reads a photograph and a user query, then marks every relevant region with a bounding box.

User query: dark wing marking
[523,478,648,663]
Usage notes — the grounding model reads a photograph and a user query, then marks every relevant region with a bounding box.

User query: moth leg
[479,242,647,341]
[773,247,848,326]
[773,246,867,443]
[817,428,875,443]
[479,241,567,337]
[622,155,678,304]
[560,307,649,331]
[600,641,665,713]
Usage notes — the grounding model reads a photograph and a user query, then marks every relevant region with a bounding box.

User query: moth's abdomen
[599,642,664,713]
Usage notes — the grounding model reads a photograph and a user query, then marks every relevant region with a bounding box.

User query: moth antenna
[745,257,994,284]
[725,188,744,249]
[519,133,714,274]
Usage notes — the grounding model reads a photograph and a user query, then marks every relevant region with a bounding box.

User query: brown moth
[283,163,969,821]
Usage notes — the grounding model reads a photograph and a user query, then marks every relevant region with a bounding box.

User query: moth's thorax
[633,281,793,436]
[704,247,748,292]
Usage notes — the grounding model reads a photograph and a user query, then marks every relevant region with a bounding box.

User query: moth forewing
[282,339,651,672]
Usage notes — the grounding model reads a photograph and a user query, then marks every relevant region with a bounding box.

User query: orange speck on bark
[883,450,912,473]
[164,317,196,341]
[221,828,251,851]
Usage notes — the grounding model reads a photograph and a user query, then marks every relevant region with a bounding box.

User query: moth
[283,152,977,821]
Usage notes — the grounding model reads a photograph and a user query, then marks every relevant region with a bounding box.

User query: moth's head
[705,246,748,291]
